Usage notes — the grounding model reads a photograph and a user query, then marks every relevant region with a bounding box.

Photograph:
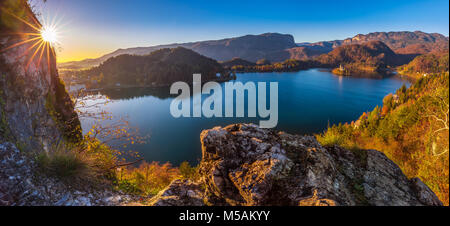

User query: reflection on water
[78,69,410,165]
[93,87,173,100]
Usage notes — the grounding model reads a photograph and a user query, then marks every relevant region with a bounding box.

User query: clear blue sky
[31,0,449,62]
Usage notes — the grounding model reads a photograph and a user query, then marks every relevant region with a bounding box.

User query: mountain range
[58,31,449,70]
[220,40,419,74]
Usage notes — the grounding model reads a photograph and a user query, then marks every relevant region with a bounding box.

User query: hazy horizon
[30,0,449,63]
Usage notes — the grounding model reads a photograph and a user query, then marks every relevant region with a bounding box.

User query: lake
[78,69,409,165]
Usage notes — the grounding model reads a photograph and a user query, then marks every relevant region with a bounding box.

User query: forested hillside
[398,52,449,78]
[226,41,414,75]
[79,47,232,89]
[220,57,256,68]
[317,71,449,205]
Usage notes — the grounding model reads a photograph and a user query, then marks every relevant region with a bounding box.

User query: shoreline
[74,76,236,93]
[71,68,414,94]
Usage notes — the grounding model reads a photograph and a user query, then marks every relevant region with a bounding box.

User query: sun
[40,26,58,45]
[1,7,64,71]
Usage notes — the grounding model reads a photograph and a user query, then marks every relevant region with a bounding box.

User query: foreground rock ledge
[0,142,134,206]
[151,124,442,206]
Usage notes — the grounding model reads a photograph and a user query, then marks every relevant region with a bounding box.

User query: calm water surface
[79,69,410,165]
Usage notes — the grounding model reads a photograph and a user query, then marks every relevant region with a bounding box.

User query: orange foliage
[116,161,181,196]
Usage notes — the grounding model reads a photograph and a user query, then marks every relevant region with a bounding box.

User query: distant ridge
[288,31,448,61]
[340,31,449,54]
[59,33,296,69]
[59,31,449,70]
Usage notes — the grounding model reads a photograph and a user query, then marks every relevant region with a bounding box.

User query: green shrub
[179,161,199,180]
[317,131,345,147]
[317,123,354,147]
[115,179,142,195]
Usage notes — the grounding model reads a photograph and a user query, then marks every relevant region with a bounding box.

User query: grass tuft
[36,148,97,184]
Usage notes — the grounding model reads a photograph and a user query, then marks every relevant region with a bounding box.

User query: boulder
[150,179,205,206]
[151,124,442,206]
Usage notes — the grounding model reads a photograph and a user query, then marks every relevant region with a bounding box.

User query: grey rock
[55,193,71,206]
[151,124,443,206]
[0,142,135,206]
[150,179,205,206]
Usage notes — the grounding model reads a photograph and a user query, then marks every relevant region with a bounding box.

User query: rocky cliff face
[0,0,81,152]
[151,124,442,206]
[0,1,125,206]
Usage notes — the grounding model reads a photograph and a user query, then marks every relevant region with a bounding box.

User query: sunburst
[40,26,58,44]
[0,7,62,72]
